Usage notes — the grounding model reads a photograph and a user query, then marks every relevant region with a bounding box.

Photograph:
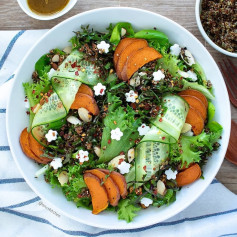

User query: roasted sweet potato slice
[71,93,99,115]
[20,128,44,163]
[116,39,148,79]
[84,173,109,214]
[178,89,208,108]
[98,169,128,199]
[176,163,201,187]
[180,95,207,120]
[113,38,137,67]
[78,84,94,97]
[28,132,51,164]
[121,47,162,81]
[185,106,204,135]
[86,169,120,206]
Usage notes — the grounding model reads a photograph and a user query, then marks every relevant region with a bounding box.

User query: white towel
[0,30,237,237]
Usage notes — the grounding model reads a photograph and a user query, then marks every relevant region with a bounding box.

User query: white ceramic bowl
[7,7,231,229]
[195,0,237,57]
[17,0,77,21]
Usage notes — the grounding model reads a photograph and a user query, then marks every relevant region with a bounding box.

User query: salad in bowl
[19,22,223,223]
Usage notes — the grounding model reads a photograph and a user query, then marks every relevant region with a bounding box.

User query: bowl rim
[6,7,231,229]
[195,0,237,58]
[17,0,77,21]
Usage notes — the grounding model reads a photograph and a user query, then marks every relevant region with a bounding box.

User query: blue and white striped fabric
[0,30,237,237]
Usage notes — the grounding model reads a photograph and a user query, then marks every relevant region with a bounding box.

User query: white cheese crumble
[178,70,189,78]
[138,124,150,136]
[76,150,89,163]
[184,50,195,66]
[165,168,178,180]
[153,70,165,82]
[117,161,131,174]
[125,90,138,103]
[47,68,56,79]
[45,129,58,142]
[111,128,123,141]
[93,83,106,96]
[24,98,30,109]
[97,41,110,54]
[121,28,126,37]
[140,197,153,207]
[170,44,181,56]
[50,158,62,170]
[186,70,198,81]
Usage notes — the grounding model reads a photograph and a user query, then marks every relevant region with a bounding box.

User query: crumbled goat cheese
[24,98,30,109]
[178,70,189,78]
[47,68,56,79]
[97,41,110,54]
[50,158,62,170]
[186,70,198,81]
[45,129,58,142]
[138,124,150,136]
[121,28,126,37]
[125,90,138,103]
[165,168,178,180]
[170,44,181,56]
[184,50,195,66]
[76,150,89,163]
[111,128,123,141]
[93,83,106,96]
[140,197,153,207]
[117,161,131,174]
[153,70,165,81]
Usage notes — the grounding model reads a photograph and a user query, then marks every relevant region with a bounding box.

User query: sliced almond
[63,46,72,54]
[127,148,135,163]
[181,123,192,133]
[121,28,127,37]
[108,155,125,168]
[78,108,92,122]
[94,146,101,157]
[157,180,166,196]
[31,103,41,114]
[58,171,69,185]
[67,116,82,125]
[52,54,60,63]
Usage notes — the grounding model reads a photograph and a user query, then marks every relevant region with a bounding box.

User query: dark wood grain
[0,0,236,193]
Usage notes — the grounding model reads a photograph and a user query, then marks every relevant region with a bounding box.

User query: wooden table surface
[0,0,236,193]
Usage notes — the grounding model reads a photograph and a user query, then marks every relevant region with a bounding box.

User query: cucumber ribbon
[135,94,189,186]
[31,50,101,144]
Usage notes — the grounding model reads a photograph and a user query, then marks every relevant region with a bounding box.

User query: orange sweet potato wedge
[180,95,207,120]
[116,39,148,79]
[179,89,208,109]
[185,106,204,135]
[121,47,163,81]
[98,169,128,199]
[20,128,44,163]
[86,169,120,206]
[84,173,109,214]
[78,84,94,97]
[176,163,201,187]
[28,132,51,164]
[113,38,137,67]
[70,93,99,115]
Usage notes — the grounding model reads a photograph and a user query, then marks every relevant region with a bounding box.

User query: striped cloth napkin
[0,30,237,237]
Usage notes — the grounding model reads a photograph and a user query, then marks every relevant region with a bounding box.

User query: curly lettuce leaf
[170,122,223,166]
[117,199,141,223]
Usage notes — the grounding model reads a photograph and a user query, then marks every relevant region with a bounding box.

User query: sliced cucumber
[135,142,169,188]
[152,94,189,142]
[52,50,100,86]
